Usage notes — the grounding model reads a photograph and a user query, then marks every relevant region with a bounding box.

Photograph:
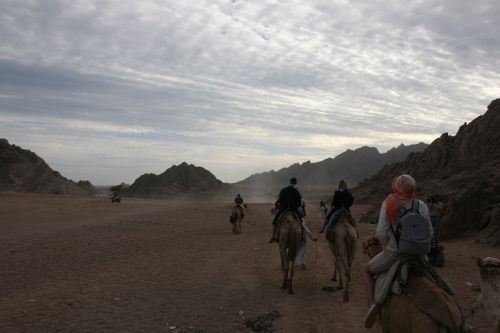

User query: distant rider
[234,193,244,207]
[426,195,444,242]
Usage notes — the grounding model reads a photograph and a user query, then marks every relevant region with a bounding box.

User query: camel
[231,205,245,234]
[362,236,471,333]
[476,257,500,332]
[278,209,302,294]
[325,213,357,302]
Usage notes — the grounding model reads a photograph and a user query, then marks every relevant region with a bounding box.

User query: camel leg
[336,259,344,290]
[331,264,337,281]
[329,242,338,281]
[343,267,351,303]
[288,258,295,294]
[344,228,357,303]
[330,244,343,290]
[281,273,288,290]
[281,250,288,289]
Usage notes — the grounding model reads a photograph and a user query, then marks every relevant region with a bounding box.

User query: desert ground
[0,193,498,332]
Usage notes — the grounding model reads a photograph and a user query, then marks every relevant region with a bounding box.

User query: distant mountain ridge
[124,162,224,198]
[0,138,95,195]
[354,99,500,245]
[234,142,428,199]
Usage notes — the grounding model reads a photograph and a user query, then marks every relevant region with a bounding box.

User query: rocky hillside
[124,162,224,198]
[354,99,500,245]
[234,143,427,200]
[0,139,95,195]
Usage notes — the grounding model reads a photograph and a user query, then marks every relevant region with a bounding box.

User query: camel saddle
[375,258,464,332]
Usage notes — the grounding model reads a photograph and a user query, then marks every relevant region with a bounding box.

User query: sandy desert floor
[0,193,498,332]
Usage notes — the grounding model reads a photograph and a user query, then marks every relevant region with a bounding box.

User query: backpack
[390,200,431,255]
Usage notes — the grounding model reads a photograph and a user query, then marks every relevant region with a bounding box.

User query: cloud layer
[1,0,499,184]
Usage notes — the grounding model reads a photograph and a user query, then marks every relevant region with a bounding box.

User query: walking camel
[325,212,357,302]
[231,205,245,234]
[278,209,302,294]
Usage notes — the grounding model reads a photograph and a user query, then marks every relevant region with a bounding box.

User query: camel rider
[269,177,303,243]
[426,195,444,242]
[234,193,244,207]
[320,179,354,233]
[331,179,353,213]
[363,174,433,328]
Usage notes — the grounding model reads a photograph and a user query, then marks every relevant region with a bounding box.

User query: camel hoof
[321,286,337,292]
[288,289,294,294]
[343,292,350,303]
[337,286,344,290]
[330,277,337,281]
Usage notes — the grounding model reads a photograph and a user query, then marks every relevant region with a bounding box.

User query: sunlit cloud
[0,0,499,184]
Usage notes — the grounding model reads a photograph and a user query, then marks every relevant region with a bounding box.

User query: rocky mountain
[0,138,95,195]
[234,143,427,200]
[354,99,500,245]
[124,162,225,198]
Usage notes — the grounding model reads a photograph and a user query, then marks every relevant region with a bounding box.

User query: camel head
[477,257,500,282]
[476,257,500,332]
[362,236,383,259]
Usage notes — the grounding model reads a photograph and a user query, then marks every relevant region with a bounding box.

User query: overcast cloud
[1,0,499,184]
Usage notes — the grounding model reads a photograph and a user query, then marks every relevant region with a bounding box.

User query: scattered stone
[243,310,282,332]
[465,281,481,292]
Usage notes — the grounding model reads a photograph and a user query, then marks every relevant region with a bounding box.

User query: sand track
[0,194,497,332]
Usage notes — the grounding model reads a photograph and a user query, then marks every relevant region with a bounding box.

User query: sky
[1,0,499,185]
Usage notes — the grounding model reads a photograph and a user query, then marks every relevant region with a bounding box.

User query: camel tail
[287,228,301,261]
[344,229,357,269]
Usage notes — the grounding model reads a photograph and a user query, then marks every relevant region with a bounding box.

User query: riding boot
[364,303,380,328]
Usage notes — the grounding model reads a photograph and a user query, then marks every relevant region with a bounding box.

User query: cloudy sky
[1,0,499,185]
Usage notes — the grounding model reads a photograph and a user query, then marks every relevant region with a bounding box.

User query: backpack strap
[401,199,419,216]
[390,224,400,246]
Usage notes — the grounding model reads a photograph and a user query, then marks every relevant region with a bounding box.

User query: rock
[353,99,500,245]
[0,139,95,195]
[124,163,224,198]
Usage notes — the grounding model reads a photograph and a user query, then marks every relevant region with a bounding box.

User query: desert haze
[0,194,498,332]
